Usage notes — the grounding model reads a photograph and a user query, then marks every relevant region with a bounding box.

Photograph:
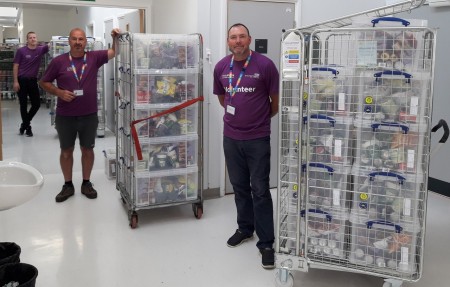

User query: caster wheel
[275,270,294,287]
[129,211,138,229]
[193,203,203,219]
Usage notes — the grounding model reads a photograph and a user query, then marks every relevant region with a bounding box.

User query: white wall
[151,0,197,33]
[299,0,386,26]
[0,0,152,32]
[22,6,71,42]
[3,27,18,40]
[63,6,137,40]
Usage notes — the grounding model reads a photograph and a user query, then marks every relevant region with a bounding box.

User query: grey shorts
[55,113,99,149]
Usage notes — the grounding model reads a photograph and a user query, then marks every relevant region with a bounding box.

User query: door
[104,18,115,133]
[226,0,295,192]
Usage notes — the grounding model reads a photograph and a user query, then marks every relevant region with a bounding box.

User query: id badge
[226,104,235,115]
[74,89,84,96]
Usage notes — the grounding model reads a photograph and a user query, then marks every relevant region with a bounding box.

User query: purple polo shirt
[213,51,279,140]
[41,50,108,116]
[13,45,49,78]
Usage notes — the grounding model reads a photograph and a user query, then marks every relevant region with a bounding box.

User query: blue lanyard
[228,50,252,102]
[68,52,87,87]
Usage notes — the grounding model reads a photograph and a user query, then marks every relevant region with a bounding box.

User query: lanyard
[228,50,252,101]
[68,52,87,87]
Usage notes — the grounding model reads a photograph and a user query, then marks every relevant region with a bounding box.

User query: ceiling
[0,4,20,27]
[0,3,73,28]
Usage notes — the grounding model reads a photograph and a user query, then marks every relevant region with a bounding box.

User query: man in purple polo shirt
[213,23,279,269]
[40,27,120,203]
[13,31,49,137]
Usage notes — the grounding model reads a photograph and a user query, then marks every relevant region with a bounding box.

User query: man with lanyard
[213,23,279,269]
[13,31,49,137]
[40,27,120,203]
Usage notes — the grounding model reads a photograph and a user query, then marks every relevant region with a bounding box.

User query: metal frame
[115,32,204,228]
[275,1,437,286]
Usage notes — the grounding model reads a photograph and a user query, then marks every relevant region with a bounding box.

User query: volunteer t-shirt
[213,51,279,140]
[41,50,108,116]
[13,45,49,78]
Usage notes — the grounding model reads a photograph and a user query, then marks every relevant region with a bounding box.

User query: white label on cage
[324,135,333,149]
[404,198,412,216]
[333,188,340,206]
[334,139,342,157]
[401,247,409,264]
[407,150,415,169]
[111,163,116,173]
[410,96,419,115]
[282,41,301,70]
[357,41,377,66]
[338,93,346,111]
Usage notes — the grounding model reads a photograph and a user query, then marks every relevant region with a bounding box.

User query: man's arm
[39,81,76,102]
[269,94,279,118]
[13,63,20,92]
[217,95,225,108]
[107,28,121,60]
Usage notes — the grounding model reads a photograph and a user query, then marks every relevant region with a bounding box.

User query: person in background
[13,31,49,137]
[213,23,279,269]
[39,27,120,203]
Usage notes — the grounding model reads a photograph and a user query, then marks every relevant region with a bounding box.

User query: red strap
[130,96,204,160]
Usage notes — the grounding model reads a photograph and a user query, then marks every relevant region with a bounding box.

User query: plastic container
[0,263,38,287]
[349,217,419,275]
[0,243,20,266]
[355,70,431,124]
[135,134,198,172]
[302,114,353,166]
[300,208,348,260]
[301,163,351,213]
[309,66,354,116]
[103,149,117,180]
[135,167,198,207]
[354,118,428,174]
[350,165,426,226]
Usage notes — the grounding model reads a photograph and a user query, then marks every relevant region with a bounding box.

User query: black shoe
[55,184,75,202]
[25,126,33,137]
[81,182,98,199]
[260,248,275,269]
[227,229,253,248]
[19,123,26,135]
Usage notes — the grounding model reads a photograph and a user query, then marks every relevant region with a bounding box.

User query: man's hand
[111,28,120,38]
[58,90,77,102]
[13,82,20,93]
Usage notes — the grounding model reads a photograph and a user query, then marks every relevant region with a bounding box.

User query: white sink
[0,161,44,211]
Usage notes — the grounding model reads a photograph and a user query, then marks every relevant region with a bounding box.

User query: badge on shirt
[74,89,84,96]
[226,104,235,115]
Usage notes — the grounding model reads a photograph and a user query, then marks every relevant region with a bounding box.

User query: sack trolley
[275,1,448,286]
[114,32,204,228]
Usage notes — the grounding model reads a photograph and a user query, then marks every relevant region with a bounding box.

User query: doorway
[226,0,295,193]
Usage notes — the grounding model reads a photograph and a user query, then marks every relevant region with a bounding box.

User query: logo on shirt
[67,67,73,72]
[224,86,256,93]
[25,55,32,59]
[245,73,260,79]
[222,74,232,80]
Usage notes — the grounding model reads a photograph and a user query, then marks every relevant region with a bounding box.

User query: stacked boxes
[282,19,434,278]
[116,33,202,210]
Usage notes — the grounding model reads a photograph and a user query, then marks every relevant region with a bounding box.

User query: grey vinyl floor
[1,99,449,287]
